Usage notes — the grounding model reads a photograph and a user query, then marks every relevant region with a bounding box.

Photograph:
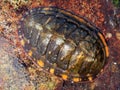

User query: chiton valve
[18,7,109,83]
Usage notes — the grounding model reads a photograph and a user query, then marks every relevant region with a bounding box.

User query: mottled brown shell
[18,7,109,82]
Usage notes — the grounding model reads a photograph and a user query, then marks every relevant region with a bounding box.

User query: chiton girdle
[18,7,109,83]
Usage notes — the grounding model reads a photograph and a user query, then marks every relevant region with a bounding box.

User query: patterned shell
[18,7,109,82]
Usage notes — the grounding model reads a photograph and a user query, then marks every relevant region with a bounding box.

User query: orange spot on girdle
[88,77,93,82]
[72,78,80,82]
[37,60,44,67]
[50,68,55,74]
[61,74,68,80]
[28,50,33,56]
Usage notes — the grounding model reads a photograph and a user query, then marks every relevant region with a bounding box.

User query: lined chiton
[18,7,109,82]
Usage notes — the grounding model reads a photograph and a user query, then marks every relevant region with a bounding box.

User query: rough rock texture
[0,37,33,90]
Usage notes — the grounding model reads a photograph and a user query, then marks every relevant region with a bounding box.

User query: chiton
[18,7,109,82]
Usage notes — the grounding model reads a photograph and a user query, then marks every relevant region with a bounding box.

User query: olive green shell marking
[18,7,108,82]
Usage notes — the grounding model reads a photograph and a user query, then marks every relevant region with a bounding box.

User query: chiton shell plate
[18,7,109,82]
